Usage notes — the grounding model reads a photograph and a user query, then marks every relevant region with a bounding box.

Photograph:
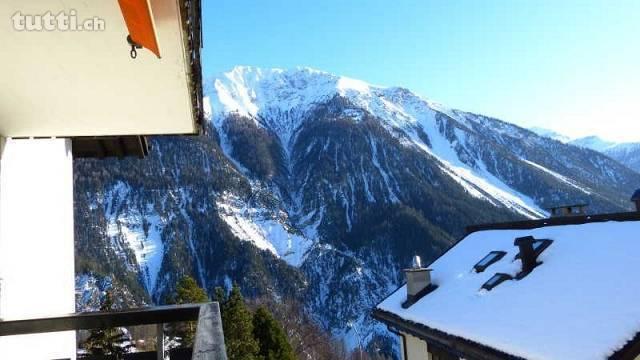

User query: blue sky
[202,0,640,142]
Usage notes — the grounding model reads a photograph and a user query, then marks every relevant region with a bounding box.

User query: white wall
[402,332,431,360]
[0,0,197,137]
[0,138,76,359]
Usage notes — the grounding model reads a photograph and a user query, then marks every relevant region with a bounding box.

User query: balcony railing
[0,302,227,360]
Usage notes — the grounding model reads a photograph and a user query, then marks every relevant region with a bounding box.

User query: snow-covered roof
[375,219,640,360]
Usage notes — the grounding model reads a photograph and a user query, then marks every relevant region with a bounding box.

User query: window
[473,251,506,273]
[481,273,513,291]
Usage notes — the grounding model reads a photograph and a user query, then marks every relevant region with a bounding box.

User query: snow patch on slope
[105,182,165,292]
[401,102,545,218]
[216,192,314,266]
[522,159,592,194]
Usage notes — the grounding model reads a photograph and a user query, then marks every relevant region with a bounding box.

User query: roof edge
[372,308,524,360]
[181,0,205,135]
[466,211,640,234]
[609,330,640,360]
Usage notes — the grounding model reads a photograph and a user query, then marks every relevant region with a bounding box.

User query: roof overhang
[373,309,524,360]
[71,136,149,159]
[377,305,640,360]
[0,0,203,138]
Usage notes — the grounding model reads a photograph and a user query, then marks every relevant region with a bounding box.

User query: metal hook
[126,35,142,60]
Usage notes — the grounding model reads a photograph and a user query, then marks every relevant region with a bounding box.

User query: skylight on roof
[481,273,513,291]
[473,251,506,273]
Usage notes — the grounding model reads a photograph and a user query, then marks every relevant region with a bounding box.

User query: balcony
[0,303,227,360]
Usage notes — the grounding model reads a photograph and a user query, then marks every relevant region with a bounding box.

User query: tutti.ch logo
[11,10,105,32]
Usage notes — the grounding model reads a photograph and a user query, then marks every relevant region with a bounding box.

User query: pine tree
[170,275,210,347]
[82,291,133,357]
[218,284,260,360]
[175,276,209,304]
[252,306,295,360]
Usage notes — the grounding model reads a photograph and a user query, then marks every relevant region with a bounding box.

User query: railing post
[192,303,227,360]
[156,323,164,360]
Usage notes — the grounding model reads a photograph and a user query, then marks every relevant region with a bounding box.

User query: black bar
[0,304,205,337]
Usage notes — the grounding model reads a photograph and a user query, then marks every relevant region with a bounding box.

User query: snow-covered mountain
[570,135,619,152]
[529,126,572,143]
[566,136,640,173]
[210,67,636,216]
[604,143,640,173]
[74,66,640,358]
[529,130,640,174]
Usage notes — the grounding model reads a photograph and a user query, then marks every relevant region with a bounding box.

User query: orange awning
[117,0,161,58]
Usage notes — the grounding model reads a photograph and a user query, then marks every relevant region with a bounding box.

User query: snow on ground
[378,221,640,360]
[522,159,592,194]
[216,193,314,267]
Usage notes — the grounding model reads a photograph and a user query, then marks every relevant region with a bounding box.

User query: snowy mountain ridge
[529,126,572,143]
[530,129,640,173]
[209,66,550,220]
[209,66,449,151]
[570,135,620,152]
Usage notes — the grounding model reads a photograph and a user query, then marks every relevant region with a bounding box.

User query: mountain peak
[205,66,452,138]
[206,66,394,120]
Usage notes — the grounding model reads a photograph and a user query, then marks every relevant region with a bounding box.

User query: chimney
[549,204,588,218]
[404,256,432,304]
[631,189,640,212]
[514,236,540,276]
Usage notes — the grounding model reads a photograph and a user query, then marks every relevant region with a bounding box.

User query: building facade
[0,0,203,358]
